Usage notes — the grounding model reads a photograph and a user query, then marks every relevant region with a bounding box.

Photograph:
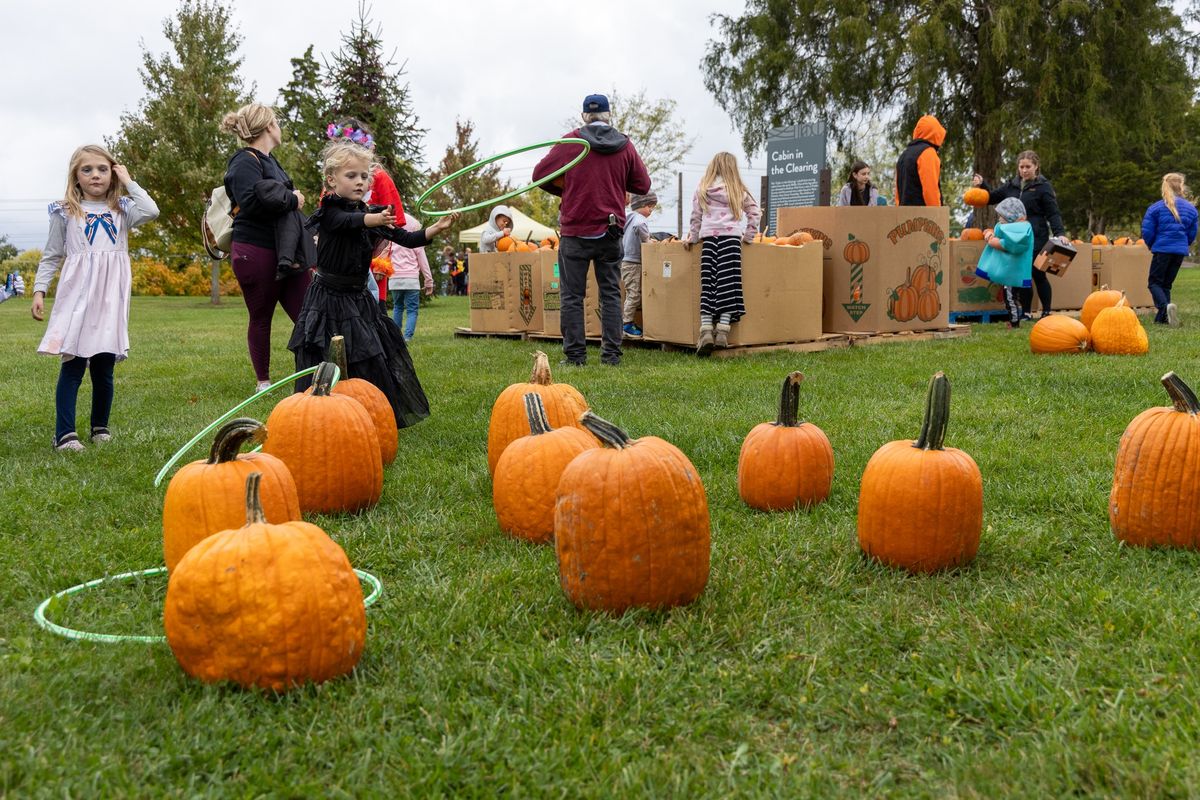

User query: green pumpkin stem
[524,392,553,436]
[207,418,267,464]
[328,335,349,374]
[311,361,339,396]
[913,371,951,451]
[579,411,632,450]
[530,351,552,385]
[1162,371,1200,415]
[774,372,806,427]
[244,472,267,526]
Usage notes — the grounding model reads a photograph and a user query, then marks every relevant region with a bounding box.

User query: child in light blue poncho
[975,197,1033,327]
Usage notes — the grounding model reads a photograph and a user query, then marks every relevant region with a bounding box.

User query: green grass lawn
[3,276,1200,797]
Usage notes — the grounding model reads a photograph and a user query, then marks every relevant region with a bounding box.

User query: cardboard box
[776,206,951,333]
[467,251,544,333]
[1034,240,1078,276]
[948,240,1005,313]
[1091,245,1153,307]
[1033,243,1093,312]
[539,258,603,338]
[640,240,823,346]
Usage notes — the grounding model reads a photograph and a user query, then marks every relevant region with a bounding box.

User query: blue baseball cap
[582,94,610,113]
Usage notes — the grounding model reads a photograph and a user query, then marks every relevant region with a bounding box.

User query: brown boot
[696,325,714,356]
[714,322,731,348]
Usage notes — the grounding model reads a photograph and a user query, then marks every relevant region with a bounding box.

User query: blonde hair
[697,152,751,220]
[63,144,121,219]
[1162,172,1188,223]
[220,103,277,143]
[320,141,372,187]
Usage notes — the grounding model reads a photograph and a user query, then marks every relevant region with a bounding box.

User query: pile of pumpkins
[1028,286,1148,356]
[751,230,816,246]
[497,234,558,253]
[159,336,402,692]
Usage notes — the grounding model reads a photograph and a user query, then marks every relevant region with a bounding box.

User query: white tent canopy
[458,206,557,246]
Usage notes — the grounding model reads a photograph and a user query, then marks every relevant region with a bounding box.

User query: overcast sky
[0,0,769,251]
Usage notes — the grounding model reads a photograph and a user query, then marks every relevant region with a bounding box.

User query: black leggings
[55,353,116,442]
[1017,269,1051,315]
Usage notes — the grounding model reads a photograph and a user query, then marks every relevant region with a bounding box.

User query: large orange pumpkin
[263,362,383,513]
[963,187,991,207]
[325,335,398,464]
[162,418,300,573]
[164,472,366,692]
[1091,297,1149,355]
[737,372,834,511]
[1029,314,1090,354]
[1081,286,1125,330]
[487,351,588,474]
[555,412,710,613]
[493,392,599,543]
[857,372,983,573]
[1110,372,1200,548]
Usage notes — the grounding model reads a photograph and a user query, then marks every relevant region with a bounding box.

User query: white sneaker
[90,427,112,444]
[54,433,85,452]
[255,380,273,392]
[1167,303,1181,328]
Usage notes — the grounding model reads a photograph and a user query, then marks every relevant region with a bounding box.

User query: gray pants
[559,232,623,363]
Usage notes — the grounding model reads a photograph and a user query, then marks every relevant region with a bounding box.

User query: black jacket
[982,175,1066,253]
[306,195,430,278]
[251,180,316,268]
[224,148,299,250]
[895,140,940,206]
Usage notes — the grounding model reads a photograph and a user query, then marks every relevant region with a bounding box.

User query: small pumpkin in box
[324,335,397,465]
[1029,314,1090,354]
[493,393,599,543]
[264,361,383,513]
[1110,372,1200,548]
[1092,234,1110,246]
[1091,296,1148,355]
[737,372,834,511]
[487,351,588,474]
[162,418,300,573]
[496,235,516,252]
[555,412,710,613]
[960,228,985,241]
[858,372,983,573]
[164,472,366,692]
[1081,286,1124,330]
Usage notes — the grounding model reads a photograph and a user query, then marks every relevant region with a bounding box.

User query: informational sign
[765,122,827,234]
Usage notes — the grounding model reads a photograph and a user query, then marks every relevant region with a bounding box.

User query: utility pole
[677,172,683,238]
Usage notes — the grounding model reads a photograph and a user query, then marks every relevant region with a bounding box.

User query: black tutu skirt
[289,272,430,428]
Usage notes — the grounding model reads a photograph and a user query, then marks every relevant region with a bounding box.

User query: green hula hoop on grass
[414,137,590,218]
[33,566,383,644]
[153,364,336,488]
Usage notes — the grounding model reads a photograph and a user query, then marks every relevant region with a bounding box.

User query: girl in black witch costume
[289,141,458,427]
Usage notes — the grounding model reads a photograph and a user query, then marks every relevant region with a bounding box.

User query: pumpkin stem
[579,411,632,450]
[207,418,267,464]
[774,372,806,427]
[328,335,349,374]
[1115,291,1128,309]
[1162,372,1200,415]
[244,471,267,526]
[311,361,340,397]
[524,392,553,436]
[913,371,951,451]
[530,351,553,386]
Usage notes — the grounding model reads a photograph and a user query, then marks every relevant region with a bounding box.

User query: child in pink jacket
[386,214,435,341]
[684,152,761,355]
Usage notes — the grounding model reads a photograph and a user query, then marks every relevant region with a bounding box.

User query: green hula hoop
[414,137,590,218]
[33,566,383,644]
[154,365,336,488]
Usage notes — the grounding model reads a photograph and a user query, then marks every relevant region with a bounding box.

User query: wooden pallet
[654,333,852,358]
[948,309,1009,324]
[453,327,528,340]
[838,324,972,346]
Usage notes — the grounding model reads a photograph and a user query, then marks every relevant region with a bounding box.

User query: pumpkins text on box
[1081,285,1125,330]
[963,187,991,207]
[1029,314,1090,354]
[263,361,383,513]
[164,472,366,692]
[162,418,300,573]
[1091,296,1149,356]
[326,334,398,464]
[1110,372,1200,548]
[555,412,711,613]
[737,372,834,511]
[493,392,599,543]
[487,351,588,475]
[857,372,983,573]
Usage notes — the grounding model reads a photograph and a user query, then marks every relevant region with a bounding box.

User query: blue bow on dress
[84,212,117,245]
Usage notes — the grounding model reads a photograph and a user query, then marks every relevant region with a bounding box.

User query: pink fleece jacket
[386,217,433,290]
[686,180,762,242]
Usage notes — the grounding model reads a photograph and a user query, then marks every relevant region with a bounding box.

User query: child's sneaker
[622,322,643,338]
[1167,303,1181,327]
[90,427,112,444]
[255,380,273,393]
[54,433,85,452]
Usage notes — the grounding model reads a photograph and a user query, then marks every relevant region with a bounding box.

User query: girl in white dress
[31,145,158,451]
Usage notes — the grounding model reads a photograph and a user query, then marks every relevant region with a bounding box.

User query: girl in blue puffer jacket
[1141,173,1198,326]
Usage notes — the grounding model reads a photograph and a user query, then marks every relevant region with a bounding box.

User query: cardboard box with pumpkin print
[640,240,823,346]
[1032,242,1093,312]
[467,251,544,333]
[947,240,1005,313]
[776,206,951,333]
[1091,244,1153,308]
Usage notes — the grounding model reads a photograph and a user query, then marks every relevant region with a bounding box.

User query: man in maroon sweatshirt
[533,94,651,366]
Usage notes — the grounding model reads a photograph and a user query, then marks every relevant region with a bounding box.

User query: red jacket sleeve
[625,142,651,195]
[532,133,583,197]
[370,169,406,225]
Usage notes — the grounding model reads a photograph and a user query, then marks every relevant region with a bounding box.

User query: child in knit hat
[621,191,657,337]
[975,196,1034,328]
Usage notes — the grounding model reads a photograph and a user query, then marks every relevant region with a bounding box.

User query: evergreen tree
[275,45,331,205]
[326,2,426,203]
[426,119,511,253]
[109,0,247,262]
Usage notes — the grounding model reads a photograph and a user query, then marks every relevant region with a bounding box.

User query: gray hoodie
[479,205,514,253]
